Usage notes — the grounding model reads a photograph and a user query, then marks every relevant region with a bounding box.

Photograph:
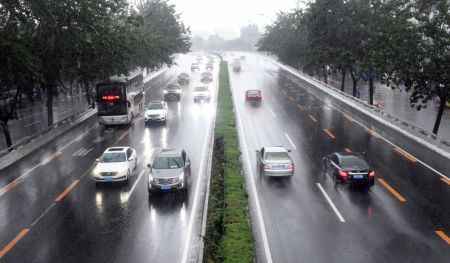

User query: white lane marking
[317,183,345,223]
[231,77,273,262]
[72,148,93,157]
[128,169,145,198]
[285,133,297,150]
[181,71,219,263]
[268,107,276,118]
[0,125,97,196]
[260,54,450,181]
[24,120,41,128]
[31,202,56,226]
[322,102,450,181]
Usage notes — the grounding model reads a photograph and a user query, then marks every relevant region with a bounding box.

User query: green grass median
[204,61,254,262]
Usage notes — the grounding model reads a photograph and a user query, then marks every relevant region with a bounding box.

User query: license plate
[105,176,113,181]
[273,165,284,170]
[161,186,171,190]
[353,174,364,179]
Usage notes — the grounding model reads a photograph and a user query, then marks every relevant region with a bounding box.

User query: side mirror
[128,157,134,161]
[288,150,292,153]
[147,164,152,168]
[95,158,100,162]
[255,150,259,153]
[186,160,191,166]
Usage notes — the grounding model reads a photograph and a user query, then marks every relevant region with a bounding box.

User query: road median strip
[204,61,254,262]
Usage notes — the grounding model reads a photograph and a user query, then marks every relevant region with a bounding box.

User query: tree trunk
[340,69,346,91]
[322,66,328,84]
[46,83,54,126]
[432,94,446,135]
[0,122,12,148]
[83,80,93,108]
[368,75,374,105]
[349,70,357,96]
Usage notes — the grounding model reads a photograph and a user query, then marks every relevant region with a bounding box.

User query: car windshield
[341,156,369,169]
[167,84,180,90]
[148,103,163,110]
[100,152,126,162]
[153,157,184,169]
[195,87,208,91]
[265,152,289,161]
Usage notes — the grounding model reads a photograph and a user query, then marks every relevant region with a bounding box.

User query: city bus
[96,70,145,125]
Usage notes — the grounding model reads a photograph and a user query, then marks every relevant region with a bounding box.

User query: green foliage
[257,0,450,134]
[205,61,254,263]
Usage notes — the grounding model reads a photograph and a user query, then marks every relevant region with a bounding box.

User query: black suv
[164,84,182,101]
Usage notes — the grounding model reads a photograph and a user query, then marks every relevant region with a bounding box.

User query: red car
[245,90,262,103]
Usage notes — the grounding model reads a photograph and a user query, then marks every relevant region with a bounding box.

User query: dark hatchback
[323,152,375,187]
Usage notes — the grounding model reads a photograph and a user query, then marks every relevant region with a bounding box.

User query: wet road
[227,53,450,262]
[0,53,217,263]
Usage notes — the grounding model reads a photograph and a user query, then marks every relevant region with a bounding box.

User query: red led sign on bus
[102,95,121,100]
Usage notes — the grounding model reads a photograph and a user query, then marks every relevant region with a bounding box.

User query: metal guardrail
[0,107,94,158]
[256,53,450,151]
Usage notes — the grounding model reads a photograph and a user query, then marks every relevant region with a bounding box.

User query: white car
[93,147,137,183]
[145,101,168,123]
[193,86,211,102]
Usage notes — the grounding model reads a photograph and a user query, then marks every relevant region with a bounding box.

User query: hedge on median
[204,61,254,262]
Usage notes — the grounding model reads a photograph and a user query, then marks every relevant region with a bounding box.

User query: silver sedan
[256,146,294,177]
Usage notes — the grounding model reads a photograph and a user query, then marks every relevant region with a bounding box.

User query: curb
[0,109,97,170]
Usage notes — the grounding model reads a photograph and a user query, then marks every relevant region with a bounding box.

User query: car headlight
[93,166,100,176]
[178,173,184,182]
[176,90,181,93]
[148,173,154,182]
[163,90,167,94]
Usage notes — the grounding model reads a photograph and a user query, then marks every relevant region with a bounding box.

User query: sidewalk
[0,93,89,150]
[329,79,450,141]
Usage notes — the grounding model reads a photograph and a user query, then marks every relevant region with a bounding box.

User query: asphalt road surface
[227,53,450,263]
[0,53,217,263]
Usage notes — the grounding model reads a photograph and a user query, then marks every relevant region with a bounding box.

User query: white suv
[93,147,137,183]
[193,86,211,102]
[145,101,168,123]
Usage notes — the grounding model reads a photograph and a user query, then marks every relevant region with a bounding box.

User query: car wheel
[333,173,338,185]
[126,170,131,184]
[368,178,375,187]
[134,159,137,170]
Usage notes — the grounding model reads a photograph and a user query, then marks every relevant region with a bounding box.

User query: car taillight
[286,163,294,169]
[257,95,262,98]
[339,171,348,178]
[264,164,271,169]
[369,171,375,177]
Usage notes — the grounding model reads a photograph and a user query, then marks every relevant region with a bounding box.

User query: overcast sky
[167,0,305,39]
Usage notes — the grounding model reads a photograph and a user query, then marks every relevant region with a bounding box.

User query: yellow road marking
[297,105,304,111]
[288,96,295,102]
[364,128,380,138]
[40,152,62,166]
[378,179,406,202]
[323,129,336,139]
[343,114,354,122]
[344,148,352,153]
[435,231,450,245]
[0,228,30,259]
[76,130,90,142]
[55,180,80,202]
[113,130,129,146]
[308,114,318,123]
[394,147,417,163]
[440,178,450,186]
[0,181,21,197]
[282,90,287,95]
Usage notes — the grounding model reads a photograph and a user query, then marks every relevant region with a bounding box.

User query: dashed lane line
[285,133,297,150]
[268,107,276,118]
[394,147,417,163]
[364,128,380,138]
[377,179,407,202]
[317,183,345,223]
[435,231,450,246]
[323,129,336,139]
[0,228,30,259]
[55,180,80,202]
[308,114,318,123]
[344,148,352,153]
